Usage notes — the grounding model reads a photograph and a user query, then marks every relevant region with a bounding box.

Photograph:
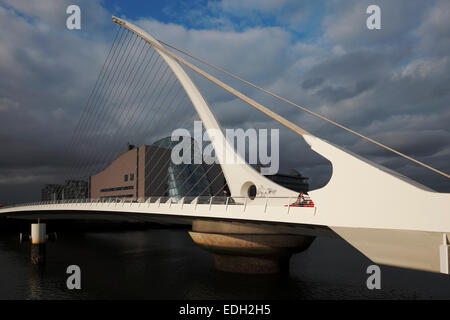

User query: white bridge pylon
[111,17,296,199]
[1,17,449,275]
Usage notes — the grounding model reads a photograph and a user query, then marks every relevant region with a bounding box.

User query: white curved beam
[112,16,297,198]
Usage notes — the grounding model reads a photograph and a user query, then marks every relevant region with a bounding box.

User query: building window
[124,174,128,182]
[100,186,134,193]
[100,194,134,200]
[130,173,134,181]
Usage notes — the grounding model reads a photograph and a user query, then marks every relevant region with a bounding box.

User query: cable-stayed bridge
[1,16,449,275]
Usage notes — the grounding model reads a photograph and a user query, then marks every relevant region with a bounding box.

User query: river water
[0,227,449,299]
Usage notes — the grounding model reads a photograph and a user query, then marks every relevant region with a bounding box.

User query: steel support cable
[141,70,187,139]
[139,89,199,176]
[140,103,191,186]
[70,29,130,157]
[146,98,196,162]
[77,39,152,179]
[75,34,145,176]
[90,62,171,181]
[72,35,143,180]
[120,62,170,141]
[136,85,184,172]
[142,98,199,196]
[150,117,209,197]
[69,27,123,153]
[93,48,157,149]
[180,146,228,198]
[128,77,184,184]
[65,27,123,180]
[180,163,219,198]
[197,166,227,198]
[121,92,188,199]
[113,69,178,183]
[209,163,228,198]
[144,86,184,143]
[143,112,200,198]
[135,78,184,163]
[113,73,223,195]
[135,73,179,143]
[95,55,169,169]
[123,66,173,144]
[166,154,214,197]
[91,51,225,198]
[157,133,220,198]
[69,32,137,177]
[88,62,174,193]
[103,49,157,143]
[147,112,200,197]
[67,26,121,158]
[155,122,220,198]
[83,49,158,179]
[104,66,172,174]
[145,107,200,195]
[76,40,149,181]
[81,32,138,139]
[213,181,229,197]
[185,147,228,198]
[107,72,185,192]
[157,40,450,180]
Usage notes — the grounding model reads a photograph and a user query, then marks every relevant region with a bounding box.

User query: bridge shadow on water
[0,223,449,300]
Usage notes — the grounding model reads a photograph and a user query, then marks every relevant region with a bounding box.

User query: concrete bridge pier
[188,220,314,274]
[30,222,47,265]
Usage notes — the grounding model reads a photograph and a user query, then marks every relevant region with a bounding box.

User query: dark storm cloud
[301,78,323,90]
[313,80,374,103]
[0,0,114,202]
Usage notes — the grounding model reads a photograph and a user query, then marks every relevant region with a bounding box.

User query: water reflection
[0,228,448,299]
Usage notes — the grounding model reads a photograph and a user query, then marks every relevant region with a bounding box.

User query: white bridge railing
[0,196,315,216]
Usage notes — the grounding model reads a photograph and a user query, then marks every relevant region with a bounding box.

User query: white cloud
[135,17,292,84]
[398,57,450,80]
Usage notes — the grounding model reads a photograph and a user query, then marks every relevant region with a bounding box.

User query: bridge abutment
[188,220,314,274]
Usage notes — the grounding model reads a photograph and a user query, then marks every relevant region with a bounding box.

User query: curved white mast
[112,16,297,198]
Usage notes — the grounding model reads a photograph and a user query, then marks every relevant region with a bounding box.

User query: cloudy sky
[0,0,449,203]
